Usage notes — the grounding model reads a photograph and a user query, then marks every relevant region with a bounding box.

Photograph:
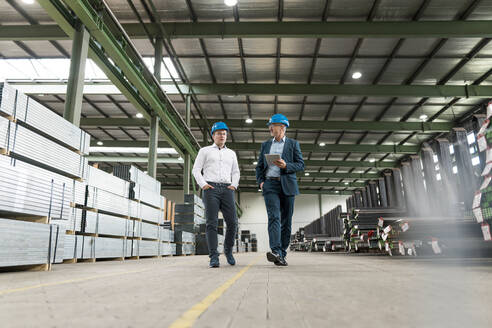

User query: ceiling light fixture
[224,0,238,7]
[419,114,428,121]
[352,72,362,79]
[369,158,376,163]
[23,0,35,4]
[344,182,349,185]
[253,161,258,165]
[305,172,310,176]
[319,142,326,147]
[136,113,143,118]
[97,141,103,146]
[245,118,253,124]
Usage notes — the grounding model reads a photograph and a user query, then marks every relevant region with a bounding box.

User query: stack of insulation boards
[0,218,65,269]
[175,194,205,234]
[175,231,195,255]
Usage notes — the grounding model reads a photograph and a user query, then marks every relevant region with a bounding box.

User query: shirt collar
[212,143,227,149]
[272,136,286,143]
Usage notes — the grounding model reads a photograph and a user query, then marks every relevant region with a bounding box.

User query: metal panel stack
[175,231,195,255]
[0,219,64,269]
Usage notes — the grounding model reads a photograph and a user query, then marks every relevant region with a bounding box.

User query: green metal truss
[80,117,454,133]
[89,140,418,154]
[37,0,199,157]
[3,21,492,40]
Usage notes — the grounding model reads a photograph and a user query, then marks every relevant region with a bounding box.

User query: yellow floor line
[0,268,150,296]
[169,258,259,328]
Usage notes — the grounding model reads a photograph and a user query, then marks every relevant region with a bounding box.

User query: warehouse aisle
[1,253,492,328]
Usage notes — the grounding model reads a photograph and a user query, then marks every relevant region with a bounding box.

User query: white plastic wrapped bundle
[141,221,159,240]
[86,166,130,198]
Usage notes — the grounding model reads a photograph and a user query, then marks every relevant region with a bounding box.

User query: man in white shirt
[192,122,240,268]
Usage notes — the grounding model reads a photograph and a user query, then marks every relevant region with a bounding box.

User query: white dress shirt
[192,143,240,189]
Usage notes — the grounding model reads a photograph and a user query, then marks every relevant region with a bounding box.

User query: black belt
[266,177,280,181]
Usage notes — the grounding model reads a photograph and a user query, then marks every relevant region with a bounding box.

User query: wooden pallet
[0,263,51,272]
[0,215,50,224]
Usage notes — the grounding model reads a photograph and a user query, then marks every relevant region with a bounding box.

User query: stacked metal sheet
[125,239,137,257]
[126,219,141,238]
[171,243,176,255]
[175,231,195,244]
[0,155,71,221]
[0,83,90,154]
[159,227,174,242]
[134,184,162,209]
[0,116,88,179]
[141,221,159,240]
[177,243,195,255]
[97,213,127,237]
[86,186,130,217]
[76,235,94,259]
[0,219,64,267]
[175,197,206,233]
[73,209,97,234]
[86,166,130,198]
[138,240,160,256]
[94,237,125,258]
[63,234,76,260]
[140,202,163,224]
[113,164,161,194]
[0,83,16,117]
[160,242,172,256]
[72,180,87,206]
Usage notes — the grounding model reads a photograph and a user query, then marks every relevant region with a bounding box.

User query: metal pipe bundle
[0,155,71,222]
[0,219,64,267]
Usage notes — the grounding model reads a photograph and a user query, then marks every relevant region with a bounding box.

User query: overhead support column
[410,155,428,216]
[390,168,405,209]
[319,194,323,218]
[148,37,163,179]
[384,172,395,207]
[378,177,388,208]
[421,147,439,214]
[400,162,417,216]
[452,128,478,211]
[183,94,192,195]
[64,21,89,127]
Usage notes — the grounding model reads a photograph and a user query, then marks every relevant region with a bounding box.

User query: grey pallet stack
[175,194,205,234]
[171,243,177,256]
[140,202,163,224]
[0,219,64,268]
[141,221,160,240]
[85,186,130,217]
[63,234,77,261]
[160,242,172,256]
[175,231,195,255]
[97,213,127,237]
[138,240,160,257]
[86,166,130,198]
[195,234,224,255]
[94,237,125,259]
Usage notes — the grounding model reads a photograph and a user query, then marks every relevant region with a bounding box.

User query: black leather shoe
[275,257,288,266]
[266,252,281,264]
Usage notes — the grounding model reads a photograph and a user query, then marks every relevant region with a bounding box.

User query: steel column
[183,94,192,195]
[147,115,160,178]
[421,147,439,214]
[319,194,323,218]
[410,155,428,216]
[390,168,405,209]
[64,21,89,126]
[378,177,388,208]
[400,162,417,215]
[452,128,478,210]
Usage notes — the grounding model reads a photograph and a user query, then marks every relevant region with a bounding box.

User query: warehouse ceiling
[1,0,492,193]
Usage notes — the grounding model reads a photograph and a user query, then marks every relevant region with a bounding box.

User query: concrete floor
[1,253,492,328]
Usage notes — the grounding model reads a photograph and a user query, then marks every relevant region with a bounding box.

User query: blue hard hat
[267,113,289,128]
[211,121,229,135]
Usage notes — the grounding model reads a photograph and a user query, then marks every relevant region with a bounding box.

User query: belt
[207,181,231,186]
[266,177,280,181]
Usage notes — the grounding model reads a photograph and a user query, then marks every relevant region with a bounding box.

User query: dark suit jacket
[255,137,305,196]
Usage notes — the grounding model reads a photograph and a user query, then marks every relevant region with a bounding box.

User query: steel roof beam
[3,21,492,40]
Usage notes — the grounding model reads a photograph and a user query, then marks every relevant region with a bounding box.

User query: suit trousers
[262,179,295,258]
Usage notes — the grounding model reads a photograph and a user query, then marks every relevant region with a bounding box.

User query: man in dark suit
[255,114,304,266]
